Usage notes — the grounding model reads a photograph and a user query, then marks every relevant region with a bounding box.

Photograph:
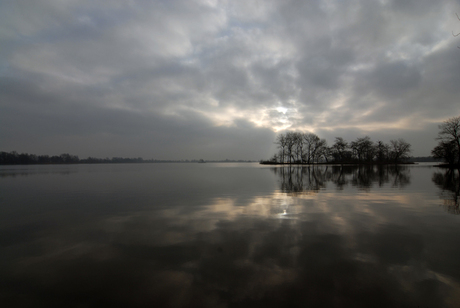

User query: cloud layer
[1,0,460,158]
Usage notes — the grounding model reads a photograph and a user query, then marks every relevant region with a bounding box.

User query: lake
[1,163,459,307]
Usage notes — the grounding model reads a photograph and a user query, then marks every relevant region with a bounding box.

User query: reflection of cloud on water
[99,186,446,263]
[4,191,458,307]
[3,168,460,307]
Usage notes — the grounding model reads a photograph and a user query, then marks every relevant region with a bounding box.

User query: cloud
[1,0,460,157]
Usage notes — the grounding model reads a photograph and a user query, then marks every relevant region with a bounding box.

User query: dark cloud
[1,0,460,158]
[365,61,422,98]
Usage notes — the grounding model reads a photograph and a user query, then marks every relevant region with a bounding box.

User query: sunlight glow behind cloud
[1,0,460,158]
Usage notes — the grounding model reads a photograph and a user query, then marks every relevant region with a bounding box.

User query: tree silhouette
[434,116,460,166]
[265,133,410,165]
[389,139,411,163]
[453,13,460,48]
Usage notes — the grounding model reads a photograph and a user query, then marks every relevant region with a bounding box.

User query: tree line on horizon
[264,132,411,164]
[0,152,253,165]
[0,152,146,165]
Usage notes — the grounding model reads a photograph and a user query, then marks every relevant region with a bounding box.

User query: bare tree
[351,136,374,162]
[318,143,332,163]
[436,116,460,165]
[453,13,460,48]
[389,139,411,163]
[302,133,320,164]
[292,132,304,163]
[432,141,458,165]
[311,138,327,163]
[331,137,349,162]
[275,134,287,163]
[285,132,297,164]
[375,141,390,162]
[269,132,412,165]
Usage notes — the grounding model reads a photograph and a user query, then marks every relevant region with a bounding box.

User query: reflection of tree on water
[271,165,411,193]
[271,166,328,194]
[432,169,460,215]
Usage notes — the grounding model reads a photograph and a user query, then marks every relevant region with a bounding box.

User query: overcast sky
[1,0,460,160]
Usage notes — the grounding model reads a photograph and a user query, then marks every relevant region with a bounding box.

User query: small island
[261,116,460,168]
[260,133,412,165]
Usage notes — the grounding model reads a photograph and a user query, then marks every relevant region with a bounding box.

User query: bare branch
[454,13,460,47]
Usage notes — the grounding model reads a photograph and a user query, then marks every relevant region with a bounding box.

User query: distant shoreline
[0,151,257,165]
[0,160,258,166]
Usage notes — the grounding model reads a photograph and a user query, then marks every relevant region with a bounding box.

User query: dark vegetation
[0,152,253,165]
[0,152,145,165]
[431,116,460,168]
[262,115,460,167]
[408,156,441,162]
[261,132,412,165]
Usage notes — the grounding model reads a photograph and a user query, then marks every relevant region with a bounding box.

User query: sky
[1,0,460,160]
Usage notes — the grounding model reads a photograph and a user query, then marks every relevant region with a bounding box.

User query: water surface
[1,163,459,307]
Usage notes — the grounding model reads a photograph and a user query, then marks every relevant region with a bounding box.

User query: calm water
[1,163,459,307]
